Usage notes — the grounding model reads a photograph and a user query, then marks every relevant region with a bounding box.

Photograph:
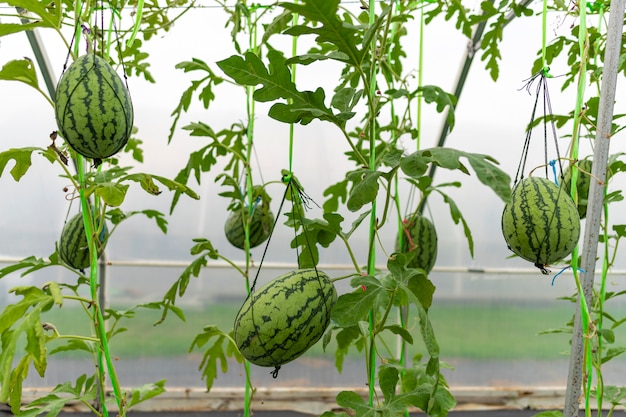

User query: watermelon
[562,158,594,219]
[234,269,337,372]
[396,215,438,273]
[224,205,274,250]
[501,177,580,272]
[59,213,108,270]
[55,53,133,165]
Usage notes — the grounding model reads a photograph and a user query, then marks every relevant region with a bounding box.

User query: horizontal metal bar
[0,256,623,276]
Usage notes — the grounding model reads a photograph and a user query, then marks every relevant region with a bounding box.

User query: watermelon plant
[163,1,513,416]
[0,1,200,416]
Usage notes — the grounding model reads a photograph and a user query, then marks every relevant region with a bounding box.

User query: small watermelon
[224,205,274,250]
[59,213,108,270]
[501,177,581,272]
[234,269,337,372]
[396,215,438,273]
[55,54,133,165]
[563,158,599,219]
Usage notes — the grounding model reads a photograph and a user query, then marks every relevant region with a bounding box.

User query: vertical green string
[416,0,425,150]
[76,156,124,417]
[568,1,591,415]
[541,0,548,71]
[126,0,144,47]
[287,1,300,178]
[241,8,260,417]
[367,0,378,407]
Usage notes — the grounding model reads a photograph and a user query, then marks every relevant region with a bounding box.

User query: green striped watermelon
[59,213,108,270]
[396,215,438,273]
[224,205,274,250]
[54,54,133,165]
[501,177,580,271]
[234,269,336,371]
[562,158,593,219]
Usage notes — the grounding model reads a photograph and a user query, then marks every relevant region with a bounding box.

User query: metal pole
[563,1,626,415]
[16,8,57,101]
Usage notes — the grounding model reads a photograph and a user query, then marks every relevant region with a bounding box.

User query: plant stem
[77,156,125,416]
[366,0,379,407]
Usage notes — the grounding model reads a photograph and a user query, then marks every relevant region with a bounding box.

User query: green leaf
[7,0,62,29]
[127,380,166,409]
[347,170,382,212]
[217,50,336,125]
[331,276,384,327]
[49,339,94,356]
[0,58,39,90]
[379,365,399,403]
[281,0,363,66]
[397,281,439,358]
[435,189,474,257]
[345,210,371,240]
[0,255,54,279]
[600,385,626,406]
[8,355,31,414]
[400,147,511,203]
[156,239,220,324]
[190,326,239,392]
[323,178,349,212]
[19,374,97,417]
[602,346,626,364]
[335,390,376,416]
[383,324,414,344]
[334,326,362,372]
[122,173,200,200]
[93,182,129,207]
[25,309,47,377]
[0,289,54,403]
[0,22,44,37]
[0,147,45,181]
[418,85,457,130]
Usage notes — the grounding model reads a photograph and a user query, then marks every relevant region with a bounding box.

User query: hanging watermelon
[501,177,581,272]
[55,54,134,165]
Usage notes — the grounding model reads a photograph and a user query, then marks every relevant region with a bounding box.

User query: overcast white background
[1,2,625,277]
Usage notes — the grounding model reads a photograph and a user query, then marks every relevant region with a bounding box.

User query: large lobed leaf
[217,50,337,125]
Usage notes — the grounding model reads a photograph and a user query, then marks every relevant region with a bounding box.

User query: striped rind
[395,215,438,273]
[59,213,108,269]
[224,206,274,250]
[563,159,593,219]
[234,268,337,367]
[501,177,581,267]
[55,54,133,160]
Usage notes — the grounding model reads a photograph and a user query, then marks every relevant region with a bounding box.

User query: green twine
[76,156,125,417]
[126,0,144,47]
[541,0,549,75]
[568,0,592,414]
[416,0,425,149]
[240,7,262,417]
[287,2,300,178]
[367,0,378,408]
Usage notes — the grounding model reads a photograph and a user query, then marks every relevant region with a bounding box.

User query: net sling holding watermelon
[501,71,582,274]
[232,175,337,378]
